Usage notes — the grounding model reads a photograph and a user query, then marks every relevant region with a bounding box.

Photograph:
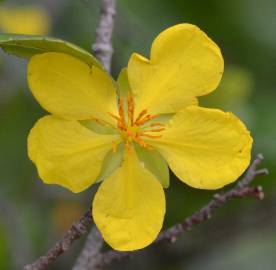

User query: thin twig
[94,154,268,268]
[73,1,117,269]
[22,154,268,270]
[23,211,92,270]
[92,0,116,72]
[72,226,103,270]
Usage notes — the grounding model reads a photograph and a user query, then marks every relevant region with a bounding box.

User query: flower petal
[148,106,252,189]
[28,52,118,122]
[93,150,165,251]
[127,24,223,116]
[28,115,119,193]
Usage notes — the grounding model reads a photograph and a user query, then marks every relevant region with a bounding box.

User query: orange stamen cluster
[109,94,165,150]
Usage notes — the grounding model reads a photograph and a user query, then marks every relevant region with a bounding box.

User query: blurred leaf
[134,143,170,188]
[0,6,51,35]
[0,34,103,69]
[200,66,253,109]
[0,222,10,269]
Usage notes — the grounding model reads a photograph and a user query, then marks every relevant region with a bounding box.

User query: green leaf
[134,143,170,188]
[96,143,125,183]
[0,33,103,69]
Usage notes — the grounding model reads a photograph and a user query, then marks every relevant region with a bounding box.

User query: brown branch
[23,211,92,270]
[22,153,268,270]
[94,154,268,268]
[156,154,267,244]
[92,0,116,72]
[72,226,103,270]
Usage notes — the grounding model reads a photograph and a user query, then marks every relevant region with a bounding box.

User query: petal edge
[127,24,223,116]
[147,106,253,189]
[28,115,119,193]
[93,150,165,251]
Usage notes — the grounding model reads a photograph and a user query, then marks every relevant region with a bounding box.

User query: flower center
[108,94,165,150]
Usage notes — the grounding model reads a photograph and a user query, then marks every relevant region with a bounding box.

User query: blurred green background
[0,0,276,269]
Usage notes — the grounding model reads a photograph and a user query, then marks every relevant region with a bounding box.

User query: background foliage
[0,0,275,269]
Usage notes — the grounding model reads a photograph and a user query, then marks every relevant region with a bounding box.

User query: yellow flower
[0,6,50,35]
[27,24,252,251]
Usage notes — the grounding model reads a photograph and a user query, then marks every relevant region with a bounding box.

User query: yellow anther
[142,128,165,133]
[118,97,126,129]
[127,94,134,125]
[108,112,121,121]
[140,134,162,139]
[134,109,148,126]
[135,114,160,126]
[108,94,165,150]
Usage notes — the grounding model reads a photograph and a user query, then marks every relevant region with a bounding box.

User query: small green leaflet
[134,143,170,188]
[95,142,170,188]
[80,119,118,135]
[96,143,125,183]
[0,33,104,70]
[117,67,131,98]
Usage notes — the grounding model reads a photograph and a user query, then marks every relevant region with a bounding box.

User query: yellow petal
[93,150,165,251]
[127,24,223,116]
[148,106,252,189]
[0,6,50,35]
[28,115,119,193]
[28,52,118,123]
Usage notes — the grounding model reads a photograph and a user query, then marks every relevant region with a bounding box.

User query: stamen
[108,111,126,131]
[108,112,121,121]
[147,114,160,121]
[135,116,149,126]
[134,136,152,149]
[142,122,165,129]
[135,114,160,126]
[134,109,147,125]
[140,134,162,139]
[127,94,134,126]
[141,128,165,133]
[118,123,126,130]
[118,98,126,129]
[107,93,165,150]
